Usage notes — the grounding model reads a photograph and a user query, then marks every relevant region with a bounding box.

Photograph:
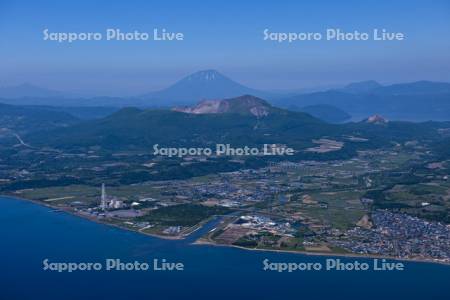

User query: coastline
[194,239,450,266]
[2,194,449,266]
[1,194,183,241]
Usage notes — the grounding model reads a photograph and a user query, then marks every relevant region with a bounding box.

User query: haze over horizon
[0,0,449,96]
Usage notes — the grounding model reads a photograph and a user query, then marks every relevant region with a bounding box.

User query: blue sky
[0,0,449,95]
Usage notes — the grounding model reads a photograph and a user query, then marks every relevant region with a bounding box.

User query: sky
[0,0,449,96]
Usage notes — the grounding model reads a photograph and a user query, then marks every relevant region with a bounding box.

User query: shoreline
[2,194,449,266]
[1,194,183,241]
[193,239,450,266]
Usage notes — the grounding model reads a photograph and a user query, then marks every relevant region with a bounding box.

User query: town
[2,135,449,263]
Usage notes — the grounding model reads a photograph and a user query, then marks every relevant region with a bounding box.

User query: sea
[1,196,449,300]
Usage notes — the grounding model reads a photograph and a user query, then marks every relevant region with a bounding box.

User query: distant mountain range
[341,80,382,94]
[1,71,449,121]
[0,70,270,107]
[274,80,450,121]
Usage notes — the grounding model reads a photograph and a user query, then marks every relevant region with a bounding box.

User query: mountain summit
[365,114,388,124]
[184,69,225,82]
[141,70,268,105]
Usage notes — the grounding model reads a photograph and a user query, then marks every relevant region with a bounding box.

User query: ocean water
[1,196,449,300]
